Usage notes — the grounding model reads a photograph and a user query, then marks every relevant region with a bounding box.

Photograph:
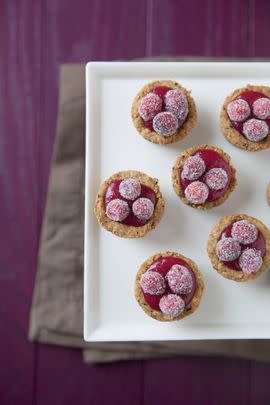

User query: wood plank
[250,0,270,56]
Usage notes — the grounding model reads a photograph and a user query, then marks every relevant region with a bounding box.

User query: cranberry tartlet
[207,214,270,281]
[131,80,197,145]
[172,144,237,209]
[135,252,204,321]
[94,170,165,238]
[221,85,270,152]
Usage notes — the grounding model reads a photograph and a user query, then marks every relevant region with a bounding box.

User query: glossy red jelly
[143,257,196,311]
[218,223,266,270]
[231,90,270,137]
[180,149,232,202]
[143,86,174,131]
[104,180,156,227]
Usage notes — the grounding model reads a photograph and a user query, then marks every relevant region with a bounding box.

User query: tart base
[171,144,237,210]
[207,214,270,282]
[135,251,204,322]
[94,170,165,238]
[220,85,270,152]
[131,80,197,145]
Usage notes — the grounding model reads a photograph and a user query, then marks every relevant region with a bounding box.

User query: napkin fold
[29,62,270,363]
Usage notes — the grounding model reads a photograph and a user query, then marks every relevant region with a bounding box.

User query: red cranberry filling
[140,86,188,133]
[180,149,232,202]
[104,180,157,227]
[229,90,270,140]
[218,222,266,271]
[142,257,196,311]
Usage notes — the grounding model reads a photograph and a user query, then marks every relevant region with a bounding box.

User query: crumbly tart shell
[94,170,165,238]
[171,144,237,210]
[207,214,270,282]
[131,80,197,145]
[220,85,270,152]
[134,251,204,322]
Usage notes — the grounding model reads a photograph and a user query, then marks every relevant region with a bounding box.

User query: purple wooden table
[1,1,270,403]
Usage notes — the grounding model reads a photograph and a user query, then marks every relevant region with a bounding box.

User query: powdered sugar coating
[243,118,269,142]
[119,178,141,200]
[227,99,251,122]
[184,181,209,205]
[239,248,263,274]
[138,92,162,121]
[140,271,166,295]
[231,220,258,245]
[159,294,185,318]
[252,98,270,120]
[182,155,206,181]
[204,168,228,191]
[106,199,130,222]
[153,111,179,137]
[216,237,241,262]
[164,89,189,121]
[132,198,154,221]
[166,264,193,294]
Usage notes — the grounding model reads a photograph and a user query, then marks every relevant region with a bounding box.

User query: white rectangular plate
[84,62,270,342]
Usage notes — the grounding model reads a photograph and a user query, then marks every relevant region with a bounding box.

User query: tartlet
[221,85,270,152]
[172,144,237,210]
[131,80,197,145]
[207,214,270,282]
[94,170,165,238]
[135,251,204,321]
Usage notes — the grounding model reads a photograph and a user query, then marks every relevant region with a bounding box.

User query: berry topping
[140,271,166,295]
[106,199,130,222]
[184,181,209,205]
[216,237,241,262]
[252,97,270,120]
[204,168,228,191]
[153,111,179,137]
[164,89,189,121]
[231,220,258,245]
[159,294,185,318]
[166,264,193,294]
[239,248,263,274]
[132,198,154,221]
[243,118,269,142]
[227,99,250,122]
[182,155,206,181]
[138,92,162,121]
[119,178,141,200]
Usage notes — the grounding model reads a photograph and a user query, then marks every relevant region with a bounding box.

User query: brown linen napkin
[29,62,270,364]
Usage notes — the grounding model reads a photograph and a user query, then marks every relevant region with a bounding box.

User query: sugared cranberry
[227,99,250,122]
[184,181,209,205]
[243,118,269,142]
[106,199,130,222]
[164,89,189,121]
[252,98,270,120]
[166,264,193,294]
[182,155,206,181]
[159,294,185,318]
[231,220,258,245]
[119,178,141,201]
[204,168,228,191]
[239,248,263,274]
[216,237,241,262]
[140,271,166,295]
[132,198,154,221]
[153,112,179,137]
[138,92,162,121]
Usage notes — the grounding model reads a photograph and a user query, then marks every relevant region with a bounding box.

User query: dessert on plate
[207,214,270,281]
[135,251,204,321]
[131,80,197,145]
[172,144,237,209]
[221,85,270,151]
[94,170,165,238]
